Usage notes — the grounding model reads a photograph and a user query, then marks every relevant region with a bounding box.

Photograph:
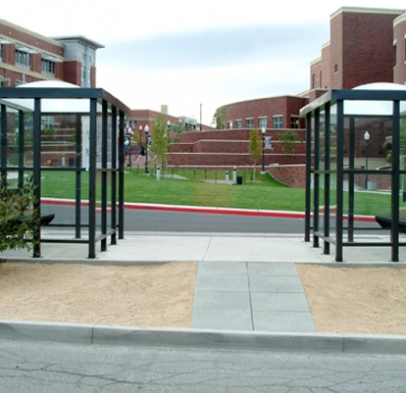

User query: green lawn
[14,168,399,216]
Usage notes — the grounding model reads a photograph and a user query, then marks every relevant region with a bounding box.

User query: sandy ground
[0,262,197,328]
[297,265,406,335]
[1,262,406,335]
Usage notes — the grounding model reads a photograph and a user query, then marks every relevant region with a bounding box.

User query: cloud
[98,22,327,71]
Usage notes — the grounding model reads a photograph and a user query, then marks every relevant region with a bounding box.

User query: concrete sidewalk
[2,231,406,336]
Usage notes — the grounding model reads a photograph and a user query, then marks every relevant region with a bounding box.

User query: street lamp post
[139,125,142,150]
[126,125,133,167]
[200,103,202,131]
[364,130,370,189]
[261,127,266,174]
[145,125,150,175]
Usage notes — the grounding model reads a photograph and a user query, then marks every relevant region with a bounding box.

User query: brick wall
[0,21,63,56]
[63,61,82,86]
[343,12,397,88]
[167,153,305,166]
[220,95,308,129]
[394,14,406,84]
[269,165,306,188]
[310,59,322,89]
[31,53,41,74]
[91,66,96,88]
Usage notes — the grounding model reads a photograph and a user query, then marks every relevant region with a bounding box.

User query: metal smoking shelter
[0,81,131,258]
[300,83,406,262]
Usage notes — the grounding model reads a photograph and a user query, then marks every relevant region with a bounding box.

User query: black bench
[375,215,406,233]
[11,214,55,227]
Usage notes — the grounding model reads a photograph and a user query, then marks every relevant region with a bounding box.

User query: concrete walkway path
[192,261,316,332]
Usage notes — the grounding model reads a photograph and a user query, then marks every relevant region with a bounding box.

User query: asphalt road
[41,204,382,234]
[1,339,406,392]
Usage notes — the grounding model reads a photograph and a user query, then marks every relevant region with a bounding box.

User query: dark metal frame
[300,89,406,262]
[0,87,130,258]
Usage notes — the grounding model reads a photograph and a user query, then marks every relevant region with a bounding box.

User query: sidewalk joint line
[246,262,255,331]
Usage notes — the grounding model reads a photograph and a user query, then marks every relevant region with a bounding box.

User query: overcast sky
[2,0,406,124]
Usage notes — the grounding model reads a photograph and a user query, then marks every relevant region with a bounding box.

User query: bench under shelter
[300,82,406,262]
[0,80,130,258]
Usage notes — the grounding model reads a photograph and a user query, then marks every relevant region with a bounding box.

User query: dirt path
[297,264,406,335]
[0,262,197,328]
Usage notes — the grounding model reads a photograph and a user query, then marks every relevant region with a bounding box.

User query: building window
[42,59,55,76]
[312,73,316,89]
[258,118,267,129]
[273,116,283,129]
[334,64,338,73]
[246,118,253,129]
[291,116,300,129]
[228,121,233,129]
[236,120,242,129]
[320,71,322,88]
[0,44,2,61]
[42,116,55,129]
[15,50,30,69]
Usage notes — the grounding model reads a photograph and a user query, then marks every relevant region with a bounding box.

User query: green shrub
[0,179,39,253]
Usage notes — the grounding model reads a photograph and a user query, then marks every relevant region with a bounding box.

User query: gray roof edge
[51,35,105,49]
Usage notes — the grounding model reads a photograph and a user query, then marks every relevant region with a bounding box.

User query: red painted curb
[41,198,377,222]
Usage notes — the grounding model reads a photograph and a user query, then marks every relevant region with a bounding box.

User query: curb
[1,320,406,355]
[41,198,377,222]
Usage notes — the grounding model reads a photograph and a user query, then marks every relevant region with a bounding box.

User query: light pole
[200,103,202,131]
[261,127,266,174]
[126,125,133,167]
[145,124,150,175]
[139,125,142,151]
[364,130,370,189]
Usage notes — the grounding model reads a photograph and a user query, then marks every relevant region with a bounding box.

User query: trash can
[367,181,376,191]
[236,176,243,185]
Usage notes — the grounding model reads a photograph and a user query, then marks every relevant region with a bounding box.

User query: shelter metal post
[118,110,125,239]
[101,99,108,252]
[88,98,97,259]
[391,100,400,262]
[75,114,81,239]
[323,103,330,254]
[33,98,41,258]
[313,108,320,248]
[18,110,25,188]
[111,106,117,245]
[348,117,355,242]
[0,105,6,188]
[335,100,344,262]
[305,113,312,242]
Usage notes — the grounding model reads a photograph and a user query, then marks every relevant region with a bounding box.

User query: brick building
[310,7,406,98]
[0,18,103,88]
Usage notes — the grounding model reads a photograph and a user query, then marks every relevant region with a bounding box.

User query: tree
[212,107,228,130]
[279,130,300,163]
[248,128,262,180]
[0,179,39,253]
[149,114,170,172]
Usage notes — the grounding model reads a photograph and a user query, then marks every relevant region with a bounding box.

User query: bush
[0,179,39,253]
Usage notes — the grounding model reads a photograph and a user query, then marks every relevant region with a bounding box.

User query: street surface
[41,204,382,234]
[1,339,405,392]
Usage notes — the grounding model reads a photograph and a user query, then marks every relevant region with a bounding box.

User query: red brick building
[310,7,406,98]
[0,18,103,88]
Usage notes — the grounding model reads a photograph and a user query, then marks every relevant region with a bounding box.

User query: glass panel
[40,114,77,168]
[400,103,406,221]
[342,116,391,187]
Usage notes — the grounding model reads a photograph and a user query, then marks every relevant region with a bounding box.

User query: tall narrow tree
[150,114,170,175]
[249,128,262,180]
